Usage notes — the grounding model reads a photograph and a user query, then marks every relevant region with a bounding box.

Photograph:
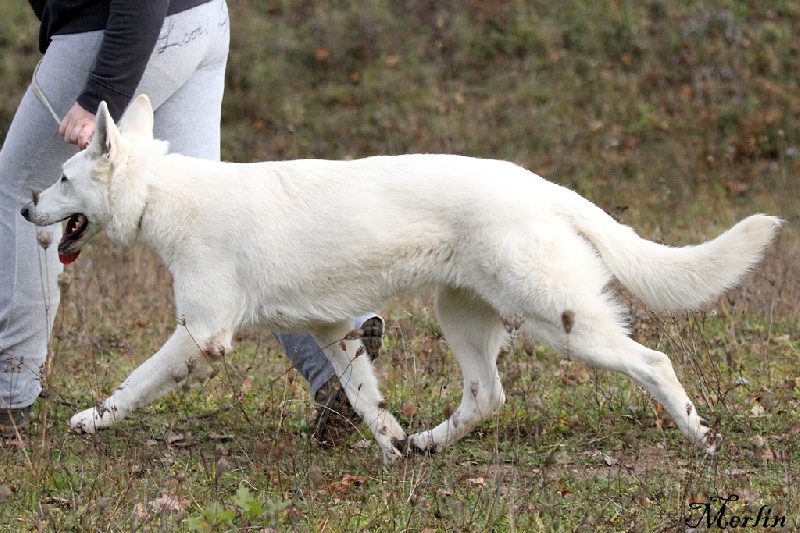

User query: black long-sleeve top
[28,0,211,119]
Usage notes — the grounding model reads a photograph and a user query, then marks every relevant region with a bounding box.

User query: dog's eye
[60,175,68,183]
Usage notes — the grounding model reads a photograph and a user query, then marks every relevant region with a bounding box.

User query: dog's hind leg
[70,326,232,433]
[407,287,508,454]
[310,321,407,464]
[525,306,722,454]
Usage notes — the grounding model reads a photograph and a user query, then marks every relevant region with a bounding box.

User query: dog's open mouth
[58,213,90,265]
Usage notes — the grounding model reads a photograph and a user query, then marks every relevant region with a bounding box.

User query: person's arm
[60,0,170,148]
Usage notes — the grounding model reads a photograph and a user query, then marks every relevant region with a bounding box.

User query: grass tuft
[1,1,798,530]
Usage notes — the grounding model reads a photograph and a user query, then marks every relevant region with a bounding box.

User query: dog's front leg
[70,327,227,433]
[312,323,407,464]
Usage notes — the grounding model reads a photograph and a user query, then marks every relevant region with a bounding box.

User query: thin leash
[28,61,64,391]
[32,59,62,125]
[32,60,95,150]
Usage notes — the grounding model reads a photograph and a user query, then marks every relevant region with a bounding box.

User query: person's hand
[59,103,96,149]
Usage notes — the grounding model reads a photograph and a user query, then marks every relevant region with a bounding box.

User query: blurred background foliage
[222,1,799,229]
[2,0,799,276]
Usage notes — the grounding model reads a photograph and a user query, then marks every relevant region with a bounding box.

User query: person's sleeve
[77,0,170,120]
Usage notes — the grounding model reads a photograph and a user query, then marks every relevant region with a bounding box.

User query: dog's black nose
[20,204,30,220]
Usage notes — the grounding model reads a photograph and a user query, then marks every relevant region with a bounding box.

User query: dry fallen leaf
[687,493,707,505]
[350,439,371,450]
[150,493,189,515]
[400,402,417,418]
[331,473,368,492]
[314,46,330,62]
[308,462,324,489]
[166,433,185,445]
[563,366,590,386]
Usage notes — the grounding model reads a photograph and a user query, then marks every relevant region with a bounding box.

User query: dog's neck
[106,140,166,245]
[135,183,152,234]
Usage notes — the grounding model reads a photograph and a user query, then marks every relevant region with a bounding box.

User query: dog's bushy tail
[555,190,781,311]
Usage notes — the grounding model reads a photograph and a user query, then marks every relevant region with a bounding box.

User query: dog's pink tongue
[58,251,80,265]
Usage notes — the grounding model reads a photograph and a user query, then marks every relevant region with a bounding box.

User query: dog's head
[21,95,166,264]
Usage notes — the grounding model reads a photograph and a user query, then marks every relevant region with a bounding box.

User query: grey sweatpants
[275,314,379,396]
[0,0,230,409]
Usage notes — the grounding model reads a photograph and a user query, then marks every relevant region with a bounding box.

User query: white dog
[22,95,780,462]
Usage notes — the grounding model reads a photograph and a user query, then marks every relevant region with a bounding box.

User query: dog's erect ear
[86,101,123,159]
[117,95,154,142]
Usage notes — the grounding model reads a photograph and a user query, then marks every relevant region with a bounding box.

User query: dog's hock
[561,310,575,334]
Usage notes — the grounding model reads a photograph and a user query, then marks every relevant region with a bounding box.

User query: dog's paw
[368,411,408,464]
[704,428,723,455]
[378,436,406,464]
[410,435,438,455]
[388,435,437,459]
[376,426,407,464]
[693,418,723,454]
[69,407,117,434]
[407,431,439,456]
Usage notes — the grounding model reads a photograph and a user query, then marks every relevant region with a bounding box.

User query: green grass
[2,1,799,531]
[3,293,798,531]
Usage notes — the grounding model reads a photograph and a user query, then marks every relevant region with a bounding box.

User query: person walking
[0,0,233,437]
[0,0,381,445]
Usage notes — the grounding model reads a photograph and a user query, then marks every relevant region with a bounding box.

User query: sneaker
[312,316,384,446]
[359,315,385,361]
[1,406,33,438]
